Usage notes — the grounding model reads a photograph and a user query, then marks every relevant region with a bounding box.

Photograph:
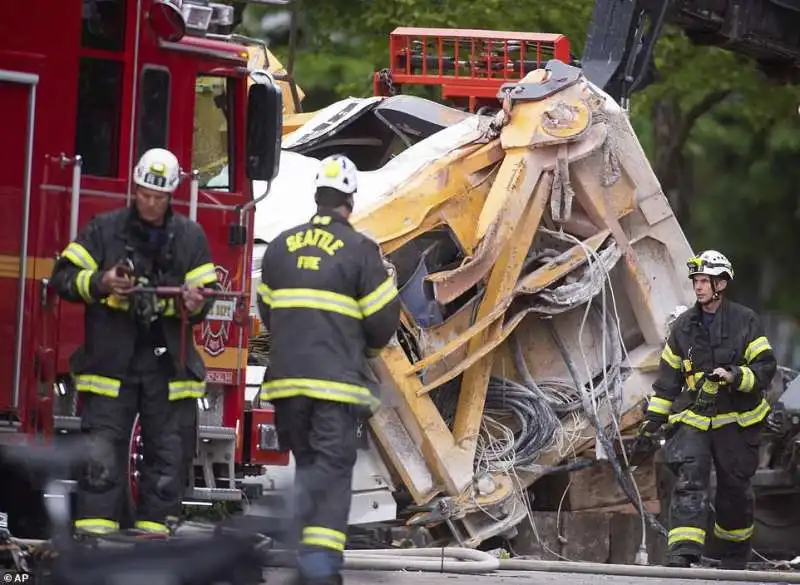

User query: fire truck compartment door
[0,69,38,411]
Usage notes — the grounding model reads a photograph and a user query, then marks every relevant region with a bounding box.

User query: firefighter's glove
[693,375,719,413]
[638,418,664,439]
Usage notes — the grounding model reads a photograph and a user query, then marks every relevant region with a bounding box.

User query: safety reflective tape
[160,298,177,316]
[74,518,119,533]
[301,526,346,551]
[660,344,682,370]
[738,366,756,393]
[358,276,398,318]
[134,520,170,534]
[686,372,701,390]
[74,374,121,398]
[670,398,771,431]
[667,526,706,546]
[257,283,272,305]
[76,269,95,303]
[102,293,130,311]
[62,242,98,271]
[713,523,753,543]
[260,378,379,408]
[745,336,772,363]
[263,287,362,320]
[168,380,206,400]
[647,396,673,416]
[185,262,218,288]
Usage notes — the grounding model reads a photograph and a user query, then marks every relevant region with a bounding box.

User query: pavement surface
[263,567,781,585]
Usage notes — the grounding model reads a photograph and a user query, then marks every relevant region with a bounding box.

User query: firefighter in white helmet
[51,147,219,537]
[640,250,776,569]
[257,154,400,585]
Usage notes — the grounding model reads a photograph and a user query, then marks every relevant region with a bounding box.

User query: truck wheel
[124,414,142,529]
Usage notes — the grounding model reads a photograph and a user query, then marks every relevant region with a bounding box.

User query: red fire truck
[0,0,288,538]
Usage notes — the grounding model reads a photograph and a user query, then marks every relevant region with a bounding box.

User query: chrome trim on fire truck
[3,68,39,410]
[40,184,241,212]
[157,40,248,64]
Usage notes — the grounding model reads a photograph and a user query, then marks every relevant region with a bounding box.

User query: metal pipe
[189,169,200,221]
[126,0,144,206]
[499,558,800,583]
[68,155,83,240]
[10,70,39,410]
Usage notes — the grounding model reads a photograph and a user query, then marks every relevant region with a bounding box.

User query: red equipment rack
[374,27,572,112]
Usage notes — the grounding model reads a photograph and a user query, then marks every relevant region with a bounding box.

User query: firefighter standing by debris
[51,148,219,536]
[639,250,776,569]
[257,154,401,585]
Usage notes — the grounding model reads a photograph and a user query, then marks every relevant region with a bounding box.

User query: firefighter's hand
[100,267,133,296]
[182,287,205,313]
[712,367,734,384]
[638,418,664,439]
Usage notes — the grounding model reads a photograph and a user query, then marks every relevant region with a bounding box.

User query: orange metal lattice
[374,27,572,111]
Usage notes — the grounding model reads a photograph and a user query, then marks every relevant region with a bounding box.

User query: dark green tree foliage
[241,0,800,322]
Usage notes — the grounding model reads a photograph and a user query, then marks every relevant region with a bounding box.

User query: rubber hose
[500,558,800,583]
[267,547,500,573]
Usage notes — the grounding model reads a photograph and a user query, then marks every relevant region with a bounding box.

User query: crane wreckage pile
[250,60,699,550]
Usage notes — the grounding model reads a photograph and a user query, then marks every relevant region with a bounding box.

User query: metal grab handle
[57,154,83,241]
[189,169,199,222]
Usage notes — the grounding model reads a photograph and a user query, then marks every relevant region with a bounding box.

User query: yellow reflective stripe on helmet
[745,336,771,363]
[75,518,119,534]
[185,263,218,288]
[75,269,95,303]
[667,526,706,547]
[260,378,379,408]
[660,343,682,370]
[358,276,398,318]
[74,374,121,398]
[266,288,362,320]
[738,366,756,392]
[62,242,98,271]
[301,526,346,551]
[647,396,673,416]
[168,379,206,401]
[713,523,753,543]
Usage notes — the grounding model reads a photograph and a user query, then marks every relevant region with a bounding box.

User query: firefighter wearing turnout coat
[51,148,219,536]
[257,154,401,585]
[639,250,776,569]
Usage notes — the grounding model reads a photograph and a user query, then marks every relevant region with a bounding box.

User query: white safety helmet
[687,250,734,280]
[315,154,357,195]
[133,148,181,194]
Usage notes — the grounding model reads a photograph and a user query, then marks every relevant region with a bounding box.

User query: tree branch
[677,89,732,147]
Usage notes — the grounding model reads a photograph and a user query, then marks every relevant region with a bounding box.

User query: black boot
[665,553,697,568]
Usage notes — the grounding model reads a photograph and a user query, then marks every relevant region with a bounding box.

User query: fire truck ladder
[373,27,573,112]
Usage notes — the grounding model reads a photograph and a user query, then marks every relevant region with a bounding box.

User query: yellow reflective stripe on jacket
[686,372,702,390]
[745,336,771,363]
[185,262,218,288]
[667,526,705,547]
[264,287,362,320]
[75,518,119,534]
[660,343,682,370]
[260,378,379,408]
[76,269,95,303]
[134,520,170,534]
[713,523,753,543]
[168,379,206,400]
[301,526,346,551]
[101,294,130,311]
[74,374,121,398]
[668,398,770,431]
[62,242,98,271]
[358,276,398,318]
[737,366,756,392]
[647,396,673,416]
[257,283,272,305]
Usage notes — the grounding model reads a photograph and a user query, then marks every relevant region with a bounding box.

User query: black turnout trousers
[75,352,197,531]
[274,396,360,579]
[662,422,761,563]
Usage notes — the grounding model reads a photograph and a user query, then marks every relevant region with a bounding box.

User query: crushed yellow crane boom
[248,59,696,549]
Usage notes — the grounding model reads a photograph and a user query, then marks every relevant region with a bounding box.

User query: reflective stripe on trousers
[168,379,206,400]
[74,374,122,398]
[301,526,347,552]
[74,518,119,534]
